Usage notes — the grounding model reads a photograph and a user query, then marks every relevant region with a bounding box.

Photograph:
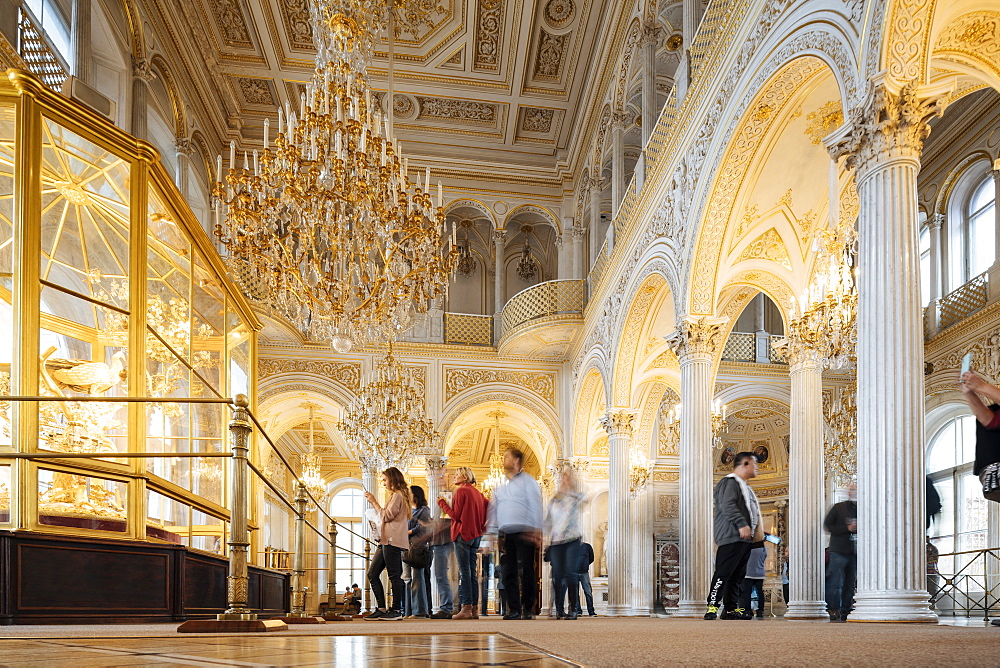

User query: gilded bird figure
[41,347,128,395]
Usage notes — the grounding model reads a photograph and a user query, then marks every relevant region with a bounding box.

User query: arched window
[329,486,366,602]
[966,176,996,280]
[926,415,988,559]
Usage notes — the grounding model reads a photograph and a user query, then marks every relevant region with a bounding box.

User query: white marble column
[628,484,653,616]
[493,230,505,316]
[175,138,195,195]
[554,233,567,280]
[589,184,602,265]
[828,78,944,622]
[425,456,447,519]
[570,225,586,280]
[599,411,634,616]
[666,317,726,617]
[929,213,944,302]
[611,113,628,220]
[70,0,92,83]
[131,57,154,141]
[784,346,828,619]
[640,22,658,148]
[993,169,1000,263]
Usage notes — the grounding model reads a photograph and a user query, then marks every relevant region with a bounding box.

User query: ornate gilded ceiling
[168,0,619,180]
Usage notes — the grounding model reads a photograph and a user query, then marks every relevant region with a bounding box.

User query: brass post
[364,540,372,613]
[218,394,254,621]
[289,481,308,617]
[327,522,338,613]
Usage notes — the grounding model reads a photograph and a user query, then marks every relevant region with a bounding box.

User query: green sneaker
[704,605,719,620]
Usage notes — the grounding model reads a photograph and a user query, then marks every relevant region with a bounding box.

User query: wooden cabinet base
[273,615,326,624]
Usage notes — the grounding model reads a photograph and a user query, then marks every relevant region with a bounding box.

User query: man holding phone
[704,452,764,620]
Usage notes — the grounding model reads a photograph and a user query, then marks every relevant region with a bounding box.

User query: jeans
[455,536,481,606]
[825,551,857,613]
[549,539,581,615]
[409,565,429,615]
[739,578,765,615]
[431,543,453,613]
[500,531,539,617]
[575,572,595,615]
[368,544,404,611]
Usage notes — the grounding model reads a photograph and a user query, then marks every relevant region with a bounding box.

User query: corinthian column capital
[425,455,448,472]
[664,316,728,360]
[827,77,948,173]
[600,410,635,436]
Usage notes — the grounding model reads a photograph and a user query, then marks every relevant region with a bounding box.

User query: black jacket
[824,500,857,556]
[576,542,594,574]
[974,404,1000,476]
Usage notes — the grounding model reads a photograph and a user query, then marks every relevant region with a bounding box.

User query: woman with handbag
[363,467,411,621]
[404,485,432,618]
[959,371,1000,503]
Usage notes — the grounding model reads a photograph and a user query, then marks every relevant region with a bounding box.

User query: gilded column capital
[175,137,196,157]
[492,229,506,245]
[570,224,587,240]
[639,20,661,48]
[781,338,824,371]
[132,57,155,83]
[425,455,448,472]
[827,78,947,174]
[664,316,728,360]
[600,410,635,436]
[610,110,633,131]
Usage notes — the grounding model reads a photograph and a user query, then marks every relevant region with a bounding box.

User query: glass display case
[0,70,259,551]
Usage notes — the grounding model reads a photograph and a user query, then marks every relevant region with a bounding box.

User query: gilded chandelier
[337,344,440,472]
[214,0,455,352]
[787,224,858,369]
[301,404,328,508]
[661,401,727,450]
[482,409,507,497]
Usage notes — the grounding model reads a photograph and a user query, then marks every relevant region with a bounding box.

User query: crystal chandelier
[214,0,456,352]
[787,224,858,369]
[337,344,440,472]
[300,404,328,508]
[823,380,857,487]
[481,409,507,497]
[515,225,538,282]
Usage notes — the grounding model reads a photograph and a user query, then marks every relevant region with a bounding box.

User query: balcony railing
[720,332,787,364]
[443,312,493,347]
[934,271,989,332]
[500,279,587,339]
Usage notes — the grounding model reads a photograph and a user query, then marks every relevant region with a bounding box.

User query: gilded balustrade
[936,271,988,332]
[499,279,587,339]
[443,312,493,347]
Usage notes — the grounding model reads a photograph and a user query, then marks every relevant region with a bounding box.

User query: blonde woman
[364,467,411,620]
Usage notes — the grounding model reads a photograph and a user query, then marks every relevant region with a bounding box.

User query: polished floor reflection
[0,634,578,667]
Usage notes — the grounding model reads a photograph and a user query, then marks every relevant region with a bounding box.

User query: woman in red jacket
[364,467,411,621]
[438,466,488,619]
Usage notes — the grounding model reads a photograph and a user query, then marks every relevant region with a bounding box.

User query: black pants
[500,531,538,616]
[368,544,404,611]
[707,541,752,611]
[549,539,581,615]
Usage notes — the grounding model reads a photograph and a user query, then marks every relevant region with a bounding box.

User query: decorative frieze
[209,0,252,46]
[417,97,498,123]
[474,0,502,71]
[258,358,361,389]
[278,0,313,49]
[657,494,679,519]
[444,368,554,403]
[534,31,567,79]
[236,77,275,105]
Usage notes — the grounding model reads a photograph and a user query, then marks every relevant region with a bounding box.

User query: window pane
[146,489,187,544]
[970,178,994,215]
[928,420,958,473]
[934,475,955,539]
[959,415,977,465]
[958,473,987,552]
[37,468,126,532]
[969,208,994,277]
[0,465,10,523]
[921,250,930,306]
[0,104,13,444]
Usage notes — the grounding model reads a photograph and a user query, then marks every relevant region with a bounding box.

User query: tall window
[919,224,931,306]
[22,0,72,69]
[926,415,988,560]
[330,487,366,600]
[967,176,996,280]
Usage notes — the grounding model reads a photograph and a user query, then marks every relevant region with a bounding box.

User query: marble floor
[0,634,580,667]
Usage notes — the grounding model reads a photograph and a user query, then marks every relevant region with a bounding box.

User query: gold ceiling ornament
[481,409,507,498]
[214,0,457,353]
[785,221,858,369]
[337,343,440,472]
[300,403,328,510]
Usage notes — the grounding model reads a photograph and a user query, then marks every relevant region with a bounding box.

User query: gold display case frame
[0,69,262,552]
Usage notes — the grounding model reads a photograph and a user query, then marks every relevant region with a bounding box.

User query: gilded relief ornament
[600,410,634,436]
[664,316,727,359]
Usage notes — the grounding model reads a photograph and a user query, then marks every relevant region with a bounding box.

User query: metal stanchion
[276,482,325,624]
[178,395,287,632]
[323,523,351,620]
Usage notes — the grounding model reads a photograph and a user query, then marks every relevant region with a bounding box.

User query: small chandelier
[629,448,652,497]
[214,0,456,353]
[301,404,328,509]
[481,409,507,498]
[337,343,440,472]
[456,234,476,277]
[663,401,727,450]
[786,223,858,369]
[516,225,538,282]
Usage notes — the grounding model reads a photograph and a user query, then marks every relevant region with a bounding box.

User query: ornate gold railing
[937,272,988,331]
[443,312,493,347]
[722,332,755,361]
[588,242,610,292]
[500,280,587,339]
[768,336,787,364]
